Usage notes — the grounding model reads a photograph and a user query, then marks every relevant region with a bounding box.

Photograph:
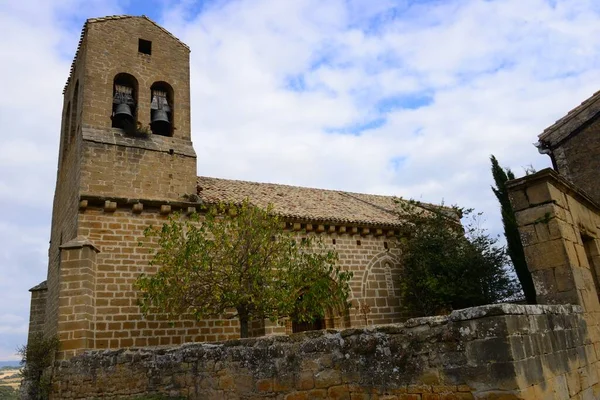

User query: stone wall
[549,118,600,205]
[44,28,87,339]
[80,126,197,201]
[506,168,600,399]
[507,169,600,310]
[50,304,596,399]
[56,238,99,359]
[27,282,48,341]
[57,199,405,357]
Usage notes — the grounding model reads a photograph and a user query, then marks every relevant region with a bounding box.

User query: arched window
[61,102,71,161]
[292,317,324,333]
[70,81,79,142]
[291,291,325,333]
[112,73,138,130]
[150,81,174,136]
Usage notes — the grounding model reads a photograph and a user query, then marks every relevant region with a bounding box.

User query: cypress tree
[490,155,537,304]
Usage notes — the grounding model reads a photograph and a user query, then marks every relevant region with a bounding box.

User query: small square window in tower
[138,39,152,55]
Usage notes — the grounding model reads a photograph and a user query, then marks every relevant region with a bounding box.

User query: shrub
[397,201,518,317]
[17,333,60,400]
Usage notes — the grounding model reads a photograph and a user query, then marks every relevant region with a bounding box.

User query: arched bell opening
[70,80,79,142]
[61,102,71,162]
[112,73,138,130]
[150,81,174,136]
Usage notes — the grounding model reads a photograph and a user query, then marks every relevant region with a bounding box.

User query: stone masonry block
[534,218,571,242]
[465,338,514,363]
[555,266,576,292]
[518,224,537,247]
[531,269,558,297]
[523,239,569,271]
[526,181,568,208]
[525,182,553,206]
[515,203,566,227]
[509,189,529,212]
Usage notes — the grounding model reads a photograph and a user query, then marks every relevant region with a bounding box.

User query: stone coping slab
[506,167,600,213]
[57,303,582,365]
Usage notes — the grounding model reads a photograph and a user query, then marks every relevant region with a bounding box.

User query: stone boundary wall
[51,304,596,399]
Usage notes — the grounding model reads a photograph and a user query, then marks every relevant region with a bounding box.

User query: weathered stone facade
[28,15,412,360]
[507,169,600,309]
[64,202,403,358]
[506,168,600,399]
[537,90,600,205]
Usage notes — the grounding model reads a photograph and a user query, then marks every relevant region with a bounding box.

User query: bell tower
[41,16,197,340]
[63,15,197,201]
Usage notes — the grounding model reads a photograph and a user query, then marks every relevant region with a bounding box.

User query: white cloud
[2,0,600,359]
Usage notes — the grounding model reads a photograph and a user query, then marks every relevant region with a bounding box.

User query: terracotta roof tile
[196,176,420,227]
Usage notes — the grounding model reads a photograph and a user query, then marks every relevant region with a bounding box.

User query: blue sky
[2,0,600,360]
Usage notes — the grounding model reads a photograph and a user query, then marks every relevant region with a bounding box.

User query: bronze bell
[151,109,169,124]
[114,103,134,123]
[151,109,171,135]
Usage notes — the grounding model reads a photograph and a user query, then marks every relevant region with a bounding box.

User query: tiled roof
[197,176,420,227]
[63,15,189,94]
[539,89,600,145]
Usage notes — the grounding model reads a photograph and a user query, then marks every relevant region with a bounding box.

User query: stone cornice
[60,236,100,252]
[506,168,600,214]
[82,126,196,158]
[78,194,401,235]
[539,89,600,146]
[29,280,48,292]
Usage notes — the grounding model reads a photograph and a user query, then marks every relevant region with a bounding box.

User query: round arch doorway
[292,317,325,333]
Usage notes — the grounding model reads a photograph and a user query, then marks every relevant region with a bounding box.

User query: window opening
[384,262,394,292]
[150,82,173,136]
[112,74,137,130]
[583,235,600,301]
[70,81,79,142]
[291,293,325,333]
[138,39,152,55]
[61,102,71,161]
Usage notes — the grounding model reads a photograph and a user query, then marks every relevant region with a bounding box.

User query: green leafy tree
[397,201,518,317]
[490,155,536,304]
[136,200,352,338]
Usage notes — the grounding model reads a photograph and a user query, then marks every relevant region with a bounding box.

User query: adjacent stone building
[536,90,600,205]
[27,15,416,359]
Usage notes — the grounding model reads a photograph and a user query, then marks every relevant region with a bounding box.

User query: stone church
[28,15,417,359]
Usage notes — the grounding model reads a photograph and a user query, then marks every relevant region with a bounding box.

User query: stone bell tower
[30,16,197,355]
[67,15,196,201]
